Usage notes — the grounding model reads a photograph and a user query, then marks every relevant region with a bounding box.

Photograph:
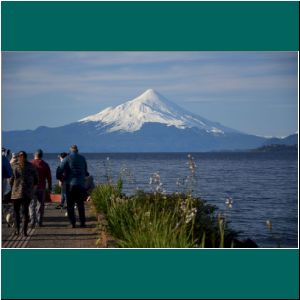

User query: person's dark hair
[60,152,68,159]
[18,151,27,159]
[18,151,27,168]
[35,149,43,159]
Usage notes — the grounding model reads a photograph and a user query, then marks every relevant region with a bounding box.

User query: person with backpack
[57,145,88,228]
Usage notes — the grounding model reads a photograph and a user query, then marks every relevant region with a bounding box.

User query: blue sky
[2,52,298,137]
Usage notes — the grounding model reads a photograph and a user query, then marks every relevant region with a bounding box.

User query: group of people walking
[2,145,92,236]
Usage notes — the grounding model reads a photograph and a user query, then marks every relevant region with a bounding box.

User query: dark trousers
[13,197,31,234]
[66,185,86,226]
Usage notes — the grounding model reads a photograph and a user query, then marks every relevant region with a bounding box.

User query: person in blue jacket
[2,147,13,198]
[57,145,88,228]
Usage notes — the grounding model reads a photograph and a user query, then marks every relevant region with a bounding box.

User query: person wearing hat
[57,145,88,228]
[10,151,38,236]
[29,149,52,227]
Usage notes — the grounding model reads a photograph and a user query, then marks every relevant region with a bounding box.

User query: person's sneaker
[55,204,63,209]
[23,232,28,237]
[69,224,76,228]
[14,230,20,236]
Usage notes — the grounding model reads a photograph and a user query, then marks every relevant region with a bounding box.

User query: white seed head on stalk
[225,197,233,208]
[266,219,272,231]
[149,171,163,193]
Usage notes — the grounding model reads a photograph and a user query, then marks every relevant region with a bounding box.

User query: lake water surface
[44,152,298,248]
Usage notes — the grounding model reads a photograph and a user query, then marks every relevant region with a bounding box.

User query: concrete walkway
[2,202,99,248]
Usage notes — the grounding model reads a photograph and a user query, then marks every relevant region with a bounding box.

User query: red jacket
[31,159,52,190]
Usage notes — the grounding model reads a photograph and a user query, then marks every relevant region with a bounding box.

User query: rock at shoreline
[233,238,258,248]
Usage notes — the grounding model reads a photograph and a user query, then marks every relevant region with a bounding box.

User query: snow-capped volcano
[79,89,237,134]
[5,89,279,152]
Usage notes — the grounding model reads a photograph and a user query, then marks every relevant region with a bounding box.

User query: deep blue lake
[44,152,298,248]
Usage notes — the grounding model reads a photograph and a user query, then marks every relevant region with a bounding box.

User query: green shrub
[91,182,122,215]
[91,183,238,248]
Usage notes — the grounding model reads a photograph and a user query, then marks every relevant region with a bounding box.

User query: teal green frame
[1,1,299,299]
[1,1,299,51]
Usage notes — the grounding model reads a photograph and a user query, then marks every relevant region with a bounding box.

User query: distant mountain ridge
[251,144,298,153]
[263,133,298,146]
[2,89,298,152]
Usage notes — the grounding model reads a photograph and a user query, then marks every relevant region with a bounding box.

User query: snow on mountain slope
[79,89,238,134]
